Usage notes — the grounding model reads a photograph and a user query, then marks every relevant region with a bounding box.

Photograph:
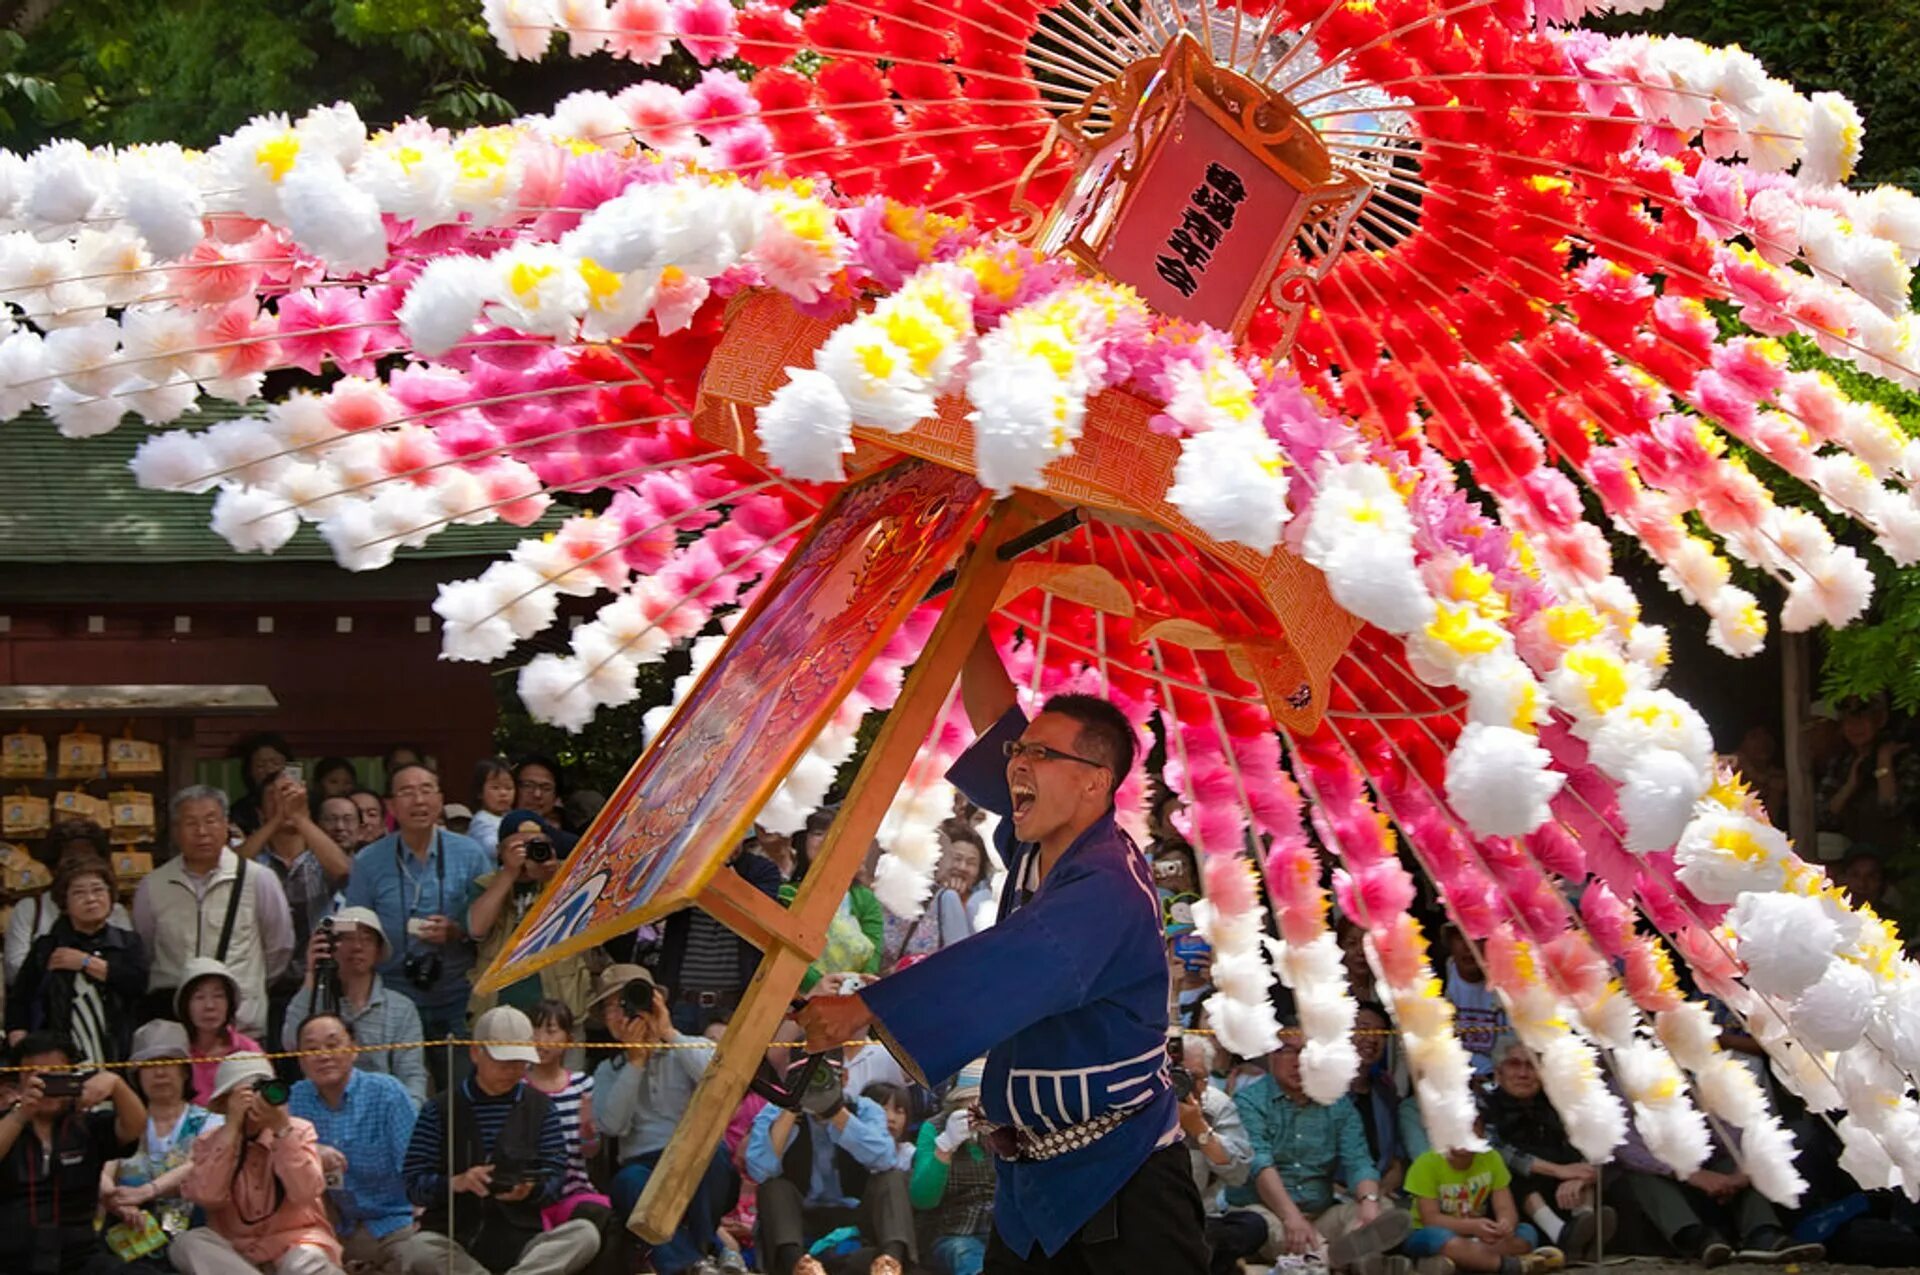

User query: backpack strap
[213,856,247,964]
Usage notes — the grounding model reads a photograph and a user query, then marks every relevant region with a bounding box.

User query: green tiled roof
[0,406,560,564]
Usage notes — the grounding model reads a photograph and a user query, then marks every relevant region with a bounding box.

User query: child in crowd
[1404,1120,1565,1275]
[864,1081,918,1173]
[528,998,608,1227]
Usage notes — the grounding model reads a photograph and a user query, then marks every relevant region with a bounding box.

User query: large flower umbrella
[1,0,1919,1220]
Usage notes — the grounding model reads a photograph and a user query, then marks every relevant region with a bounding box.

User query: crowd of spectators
[0,727,1915,1275]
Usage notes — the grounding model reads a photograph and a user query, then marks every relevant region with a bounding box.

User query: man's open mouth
[1011,783,1036,819]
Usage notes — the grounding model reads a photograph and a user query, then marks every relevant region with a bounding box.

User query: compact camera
[404,950,443,991]
[38,1071,90,1098]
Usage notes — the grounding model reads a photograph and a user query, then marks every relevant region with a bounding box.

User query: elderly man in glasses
[798,634,1206,1275]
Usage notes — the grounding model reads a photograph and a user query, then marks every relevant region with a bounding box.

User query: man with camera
[288,1014,424,1274]
[402,1005,601,1275]
[744,1030,914,1275]
[173,1052,343,1275]
[1172,1033,1263,1275]
[0,1029,146,1275]
[589,965,736,1275]
[343,764,492,1086]
[469,812,591,1016]
[279,907,428,1106]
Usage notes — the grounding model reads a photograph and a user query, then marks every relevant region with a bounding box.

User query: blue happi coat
[861,707,1176,1257]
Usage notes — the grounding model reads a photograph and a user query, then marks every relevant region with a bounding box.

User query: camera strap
[213,855,248,965]
[395,832,447,950]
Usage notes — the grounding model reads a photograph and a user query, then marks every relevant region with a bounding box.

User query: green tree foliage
[0,0,651,148]
[1597,0,1920,184]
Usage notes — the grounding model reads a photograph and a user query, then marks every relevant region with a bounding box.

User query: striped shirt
[678,911,741,989]
[535,1071,595,1199]
[404,1078,568,1208]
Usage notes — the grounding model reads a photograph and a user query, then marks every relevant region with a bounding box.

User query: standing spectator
[468,759,517,856]
[527,999,606,1225]
[1402,1120,1564,1275]
[513,756,568,830]
[102,1021,222,1265]
[935,824,994,930]
[288,1015,426,1273]
[173,1052,341,1275]
[382,744,428,786]
[1174,1034,1262,1275]
[1229,1029,1410,1270]
[469,812,587,1018]
[1479,1037,1612,1259]
[1731,725,1790,826]
[1443,928,1507,1077]
[878,866,971,972]
[561,791,606,832]
[343,763,490,1084]
[5,821,132,983]
[279,907,429,1106]
[1837,845,1899,915]
[0,1030,146,1275]
[227,733,294,838]
[8,853,148,1064]
[238,772,353,1071]
[314,797,361,861]
[910,1060,996,1275]
[308,758,358,803]
[780,846,884,994]
[133,786,294,1036]
[643,847,783,1034]
[403,1006,602,1275]
[179,959,264,1104]
[348,789,385,850]
[1818,693,1920,850]
[591,966,734,1275]
[745,1062,915,1275]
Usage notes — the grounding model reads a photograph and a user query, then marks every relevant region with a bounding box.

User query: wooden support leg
[630,501,1030,1243]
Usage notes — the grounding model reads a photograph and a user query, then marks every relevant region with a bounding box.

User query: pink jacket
[184,1116,341,1265]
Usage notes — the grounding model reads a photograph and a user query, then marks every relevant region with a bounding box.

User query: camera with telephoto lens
[791,1049,846,1119]
[251,1076,291,1106]
[523,837,554,864]
[619,976,658,1019]
[311,916,341,1016]
[404,950,442,991]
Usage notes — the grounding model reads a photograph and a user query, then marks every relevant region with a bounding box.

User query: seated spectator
[402,1006,601,1275]
[178,958,263,1101]
[467,758,517,855]
[1403,1119,1564,1274]
[4,821,132,983]
[745,1055,914,1275]
[861,1082,917,1173]
[173,1052,340,1275]
[0,1029,146,1275]
[910,1060,995,1275]
[1614,1129,1823,1267]
[7,853,148,1064]
[1349,1003,1422,1197]
[1479,1037,1613,1259]
[1174,1034,1262,1275]
[287,1014,424,1273]
[1837,845,1901,916]
[1444,929,1507,1077]
[102,1021,223,1265]
[469,811,589,1017]
[591,966,735,1275]
[1228,1027,1411,1272]
[527,999,608,1226]
[878,858,971,971]
[278,906,428,1106]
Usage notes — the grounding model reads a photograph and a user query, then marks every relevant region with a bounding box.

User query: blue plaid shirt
[290,1068,418,1238]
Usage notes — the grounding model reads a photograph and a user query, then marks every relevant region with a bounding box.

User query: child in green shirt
[1403,1121,1565,1275]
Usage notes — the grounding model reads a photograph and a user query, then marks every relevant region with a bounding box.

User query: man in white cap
[174,1052,342,1275]
[402,1005,601,1275]
[278,905,428,1106]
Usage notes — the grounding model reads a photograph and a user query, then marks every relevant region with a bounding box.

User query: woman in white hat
[101,1019,227,1260]
[177,958,263,1103]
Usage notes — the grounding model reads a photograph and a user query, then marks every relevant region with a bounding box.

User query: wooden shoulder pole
[631,500,1031,1242]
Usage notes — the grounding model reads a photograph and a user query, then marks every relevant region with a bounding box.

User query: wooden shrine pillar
[630,502,1030,1241]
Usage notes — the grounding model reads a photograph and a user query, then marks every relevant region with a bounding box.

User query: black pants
[757,1169,916,1275]
[984,1143,1208,1275]
[1206,1210,1268,1275]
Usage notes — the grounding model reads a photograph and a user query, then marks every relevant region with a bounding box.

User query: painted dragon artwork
[3,0,1920,1204]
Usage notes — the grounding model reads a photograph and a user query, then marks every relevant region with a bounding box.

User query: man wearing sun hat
[278,905,428,1106]
[173,1052,342,1275]
[402,1005,601,1275]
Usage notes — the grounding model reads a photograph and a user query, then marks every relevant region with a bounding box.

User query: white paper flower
[1444,722,1565,836]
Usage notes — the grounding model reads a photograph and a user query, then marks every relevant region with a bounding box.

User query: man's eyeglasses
[1002,740,1108,770]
